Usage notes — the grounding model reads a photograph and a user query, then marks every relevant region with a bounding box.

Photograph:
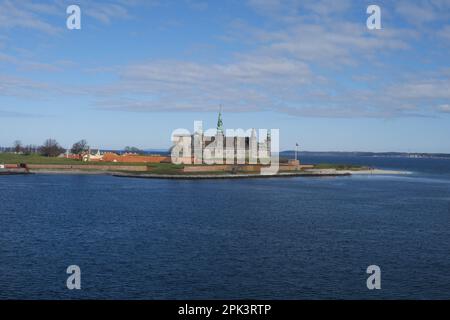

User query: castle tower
[249,128,258,164]
[193,121,204,164]
[215,105,224,163]
[216,105,224,135]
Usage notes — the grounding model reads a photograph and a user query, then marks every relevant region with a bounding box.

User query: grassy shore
[312,163,370,171]
[0,153,146,166]
[0,153,368,175]
[147,163,184,174]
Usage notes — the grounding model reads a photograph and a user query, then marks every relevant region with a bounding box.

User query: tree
[13,140,22,153]
[23,145,38,155]
[124,146,143,154]
[71,139,89,155]
[39,139,65,157]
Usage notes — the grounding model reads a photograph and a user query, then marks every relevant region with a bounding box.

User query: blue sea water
[0,156,449,299]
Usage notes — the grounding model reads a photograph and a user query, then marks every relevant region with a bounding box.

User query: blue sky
[0,0,449,152]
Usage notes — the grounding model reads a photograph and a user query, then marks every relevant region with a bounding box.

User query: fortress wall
[101,153,169,163]
[184,164,264,173]
[278,164,314,171]
[26,164,148,171]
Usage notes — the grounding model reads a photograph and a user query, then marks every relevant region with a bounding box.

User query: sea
[0,155,449,299]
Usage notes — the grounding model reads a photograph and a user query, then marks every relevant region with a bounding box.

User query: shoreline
[112,169,410,180]
[29,169,117,175]
[113,172,352,180]
[331,169,411,175]
[1,168,412,179]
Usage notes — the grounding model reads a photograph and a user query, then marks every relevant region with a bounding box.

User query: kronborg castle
[170,109,273,165]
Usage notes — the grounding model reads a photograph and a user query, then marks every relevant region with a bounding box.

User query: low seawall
[183,165,262,173]
[114,171,352,180]
[0,169,31,175]
[183,164,314,173]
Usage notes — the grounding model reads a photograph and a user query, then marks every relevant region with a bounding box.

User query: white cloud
[388,79,450,100]
[0,73,56,102]
[395,1,437,26]
[84,2,130,24]
[247,0,351,20]
[89,55,314,114]
[0,0,60,34]
[0,0,143,34]
[0,0,448,120]
[85,53,448,118]
[437,104,450,113]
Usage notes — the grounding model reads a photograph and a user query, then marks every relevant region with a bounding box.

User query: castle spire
[217,104,224,134]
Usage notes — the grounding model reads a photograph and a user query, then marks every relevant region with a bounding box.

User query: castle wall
[26,164,148,171]
[184,164,264,173]
[101,153,169,163]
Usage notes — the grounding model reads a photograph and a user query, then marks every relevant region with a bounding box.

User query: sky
[0,0,449,152]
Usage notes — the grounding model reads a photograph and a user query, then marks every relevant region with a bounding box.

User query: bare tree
[39,139,65,157]
[71,139,89,155]
[23,145,38,155]
[13,140,23,153]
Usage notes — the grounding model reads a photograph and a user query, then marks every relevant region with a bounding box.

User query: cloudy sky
[0,0,449,152]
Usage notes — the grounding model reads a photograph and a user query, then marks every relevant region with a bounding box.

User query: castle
[171,108,272,164]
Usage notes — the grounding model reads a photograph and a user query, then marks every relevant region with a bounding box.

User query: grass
[0,153,152,166]
[313,163,368,171]
[1,153,368,175]
[117,170,229,176]
[147,163,184,174]
[0,153,231,175]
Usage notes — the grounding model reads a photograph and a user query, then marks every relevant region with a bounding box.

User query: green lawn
[147,163,184,174]
[313,163,368,171]
[0,153,154,166]
[1,153,367,174]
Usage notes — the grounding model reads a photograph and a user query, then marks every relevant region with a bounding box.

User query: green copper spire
[217,105,224,134]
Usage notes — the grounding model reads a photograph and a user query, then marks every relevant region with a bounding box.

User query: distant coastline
[2,148,449,160]
[280,151,450,159]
